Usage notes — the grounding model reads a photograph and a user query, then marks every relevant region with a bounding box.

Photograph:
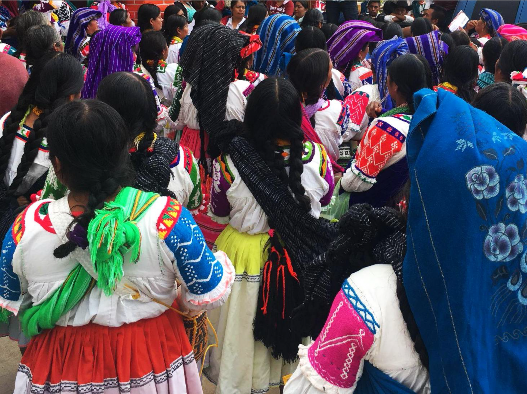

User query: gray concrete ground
[0,337,279,394]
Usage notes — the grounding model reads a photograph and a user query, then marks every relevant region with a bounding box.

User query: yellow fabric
[215,225,269,276]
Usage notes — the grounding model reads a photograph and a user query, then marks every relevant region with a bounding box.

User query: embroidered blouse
[284,264,430,394]
[313,99,355,162]
[0,112,50,195]
[209,141,335,234]
[330,69,354,100]
[341,113,411,193]
[347,62,373,92]
[136,62,182,106]
[167,37,183,64]
[177,73,266,131]
[344,83,381,141]
[0,194,234,327]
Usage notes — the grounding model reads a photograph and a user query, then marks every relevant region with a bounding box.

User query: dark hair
[301,8,323,28]
[0,52,84,197]
[482,36,508,74]
[384,22,403,38]
[450,29,470,47]
[109,9,128,26]
[295,1,309,10]
[50,100,133,259]
[387,54,429,112]
[244,77,311,212]
[287,48,331,106]
[25,25,61,66]
[472,83,527,137]
[439,32,454,52]
[414,53,433,89]
[320,23,338,40]
[295,26,327,52]
[139,30,167,88]
[97,72,179,198]
[15,10,47,55]
[194,7,222,27]
[411,17,432,36]
[164,14,187,43]
[239,3,267,34]
[497,40,527,83]
[167,1,188,24]
[431,7,446,31]
[441,45,478,102]
[137,3,161,32]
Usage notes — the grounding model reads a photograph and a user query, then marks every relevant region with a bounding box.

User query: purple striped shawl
[405,30,449,86]
[327,21,382,73]
[82,25,142,99]
[65,7,102,60]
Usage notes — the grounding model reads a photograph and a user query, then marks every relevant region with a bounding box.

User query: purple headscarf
[82,24,141,99]
[65,7,102,60]
[327,20,382,73]
[405,31,448,86]
[95,0,117,30]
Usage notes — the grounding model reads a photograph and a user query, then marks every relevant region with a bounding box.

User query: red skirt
[179,126,209,159]
[14,309,203,394]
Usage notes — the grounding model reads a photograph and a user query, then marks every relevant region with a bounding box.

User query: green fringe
[0,307,13,323]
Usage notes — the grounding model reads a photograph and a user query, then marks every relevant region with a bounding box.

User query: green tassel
[0,307,13,323]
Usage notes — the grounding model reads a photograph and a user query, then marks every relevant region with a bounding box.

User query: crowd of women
[0,1,527,393]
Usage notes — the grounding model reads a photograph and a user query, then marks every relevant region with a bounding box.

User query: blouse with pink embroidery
[284,264,430,394]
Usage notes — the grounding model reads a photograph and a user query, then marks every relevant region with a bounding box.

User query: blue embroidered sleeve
[0,225,21,302]
[164,208,224,296]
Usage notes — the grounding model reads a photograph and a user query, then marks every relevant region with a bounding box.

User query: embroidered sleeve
[181,146,203,210]
[0,212,29,314]
[344,91,370,139]
[161,204,234,310]
[209,156,232,223]
[341,118,406,193]
[296,281,379,392]
[317,144,335,207]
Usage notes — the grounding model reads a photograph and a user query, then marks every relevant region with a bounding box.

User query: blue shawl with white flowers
[404,88,527,393]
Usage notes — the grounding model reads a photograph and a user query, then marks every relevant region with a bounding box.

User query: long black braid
[50,100,134,259]
[139,30,167,89]
[3,53,84,197]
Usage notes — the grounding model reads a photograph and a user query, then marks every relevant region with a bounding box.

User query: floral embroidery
[466,165,500,200]
[484,223,523,262]
[456,139,474,152]
[506,175,527,213]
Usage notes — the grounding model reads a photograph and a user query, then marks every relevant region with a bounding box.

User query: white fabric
[314,99,353,161]
[0,112,50,194]
[341,114,410,193]
[138,63,180,105]
[225,16,246,30]
[285,265,430,394]
[167,42,183,64]
[177,79,257,130]
[168,145,199,208]
[331,68,347,98]
[1,196,234,327]
[210,142,331,234]
[348,65,372,92]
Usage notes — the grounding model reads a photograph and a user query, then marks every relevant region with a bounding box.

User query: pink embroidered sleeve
[307,280,379,390]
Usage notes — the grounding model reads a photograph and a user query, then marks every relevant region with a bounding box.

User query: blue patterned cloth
[0,225,18,302]
[253,14,300,76]
[371,37,409,111]
[404,88,527,393]
[480,8,505,37]
[64,7,102,60]
[164,208,224,296]
[355,362,416,394]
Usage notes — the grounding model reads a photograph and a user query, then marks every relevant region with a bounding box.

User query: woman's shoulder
[370,113,412,136]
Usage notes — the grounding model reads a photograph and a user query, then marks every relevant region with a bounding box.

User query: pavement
[0,337,279,394]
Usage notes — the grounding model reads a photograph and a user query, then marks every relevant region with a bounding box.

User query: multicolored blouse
[209,141,335,234]
[347,62,374,92]
[0,191,234,327]
[284,265,430,393]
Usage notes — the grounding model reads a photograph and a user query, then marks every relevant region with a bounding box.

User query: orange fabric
[21,309,194,386]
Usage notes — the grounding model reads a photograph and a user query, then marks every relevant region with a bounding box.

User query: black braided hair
[139,30,167,89]
[441,45,479,102]
[287,48,331,106]
[97,72,178,198]
[6,53,84,197]
[387,53,430,112]
[243,77,311,213]
[49,100,134,258]
[24,25,61,66]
